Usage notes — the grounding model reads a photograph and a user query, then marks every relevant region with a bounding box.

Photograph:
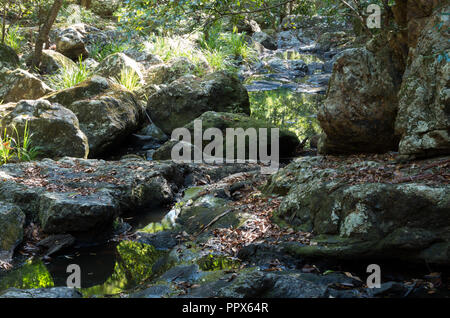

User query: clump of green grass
[202,49,235,73]
[146,36,210,76]
[199,26,257,64]
[112,68,142,92]
[5,26,25,54]
[46,56,91,90]
[222,31,257,62]
[90,42,132,62]
[0,121,40,165]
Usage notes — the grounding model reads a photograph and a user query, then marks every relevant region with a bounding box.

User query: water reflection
[249,88,323,141]
[0,259,54,291]
[197,254,240,271]
[0,241,166,298]
[81,241,165,297]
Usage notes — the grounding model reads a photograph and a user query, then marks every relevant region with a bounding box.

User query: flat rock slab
[0,157,261,235]
[0,287,82,298]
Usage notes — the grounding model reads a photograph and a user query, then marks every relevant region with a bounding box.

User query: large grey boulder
[46,76,144,157]
[0,69,53,103]
[147,71,250,135]
[318,43,403,154]
[395,4,450,158]
[56,24,89,60]
[153,111,300,161]
[1,100,89,159]
[0,203,25,262]
[265,156,450,264]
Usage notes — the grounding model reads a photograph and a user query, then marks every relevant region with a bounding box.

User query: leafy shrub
[4,26,25,54]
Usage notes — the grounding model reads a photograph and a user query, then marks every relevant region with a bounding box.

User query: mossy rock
[147,71,250,135]
[0,202,25,262]
[153,111,300,161]
[0,44,19,70]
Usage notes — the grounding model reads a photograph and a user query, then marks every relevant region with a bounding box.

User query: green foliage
[4,26,24,53]
[115,0,319,36]
[45,56,91,90]
[202,49,235,73]
[249,89,322,142]
[145,36,209,76]
[198,24,257,71]
[219,29,258,62]
[90,41,132,62]
[0,121,40,165]
[82,241,167,297]
[0,259,54,291]
[112,68,142,92]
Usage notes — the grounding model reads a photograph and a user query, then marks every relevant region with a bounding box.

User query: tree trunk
[31,0,64,71]
[81,0,92,9]
[1,5,6,44]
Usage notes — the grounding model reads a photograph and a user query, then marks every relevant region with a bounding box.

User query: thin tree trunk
[31,0,63,71]
[1,5,6,44]
[81,0,92,9]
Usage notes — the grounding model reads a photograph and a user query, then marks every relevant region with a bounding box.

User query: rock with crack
[0,158,183,234]
[0,158,260,235]
[45,76,144,157]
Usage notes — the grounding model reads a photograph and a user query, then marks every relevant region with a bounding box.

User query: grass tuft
[45,56,91,90]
